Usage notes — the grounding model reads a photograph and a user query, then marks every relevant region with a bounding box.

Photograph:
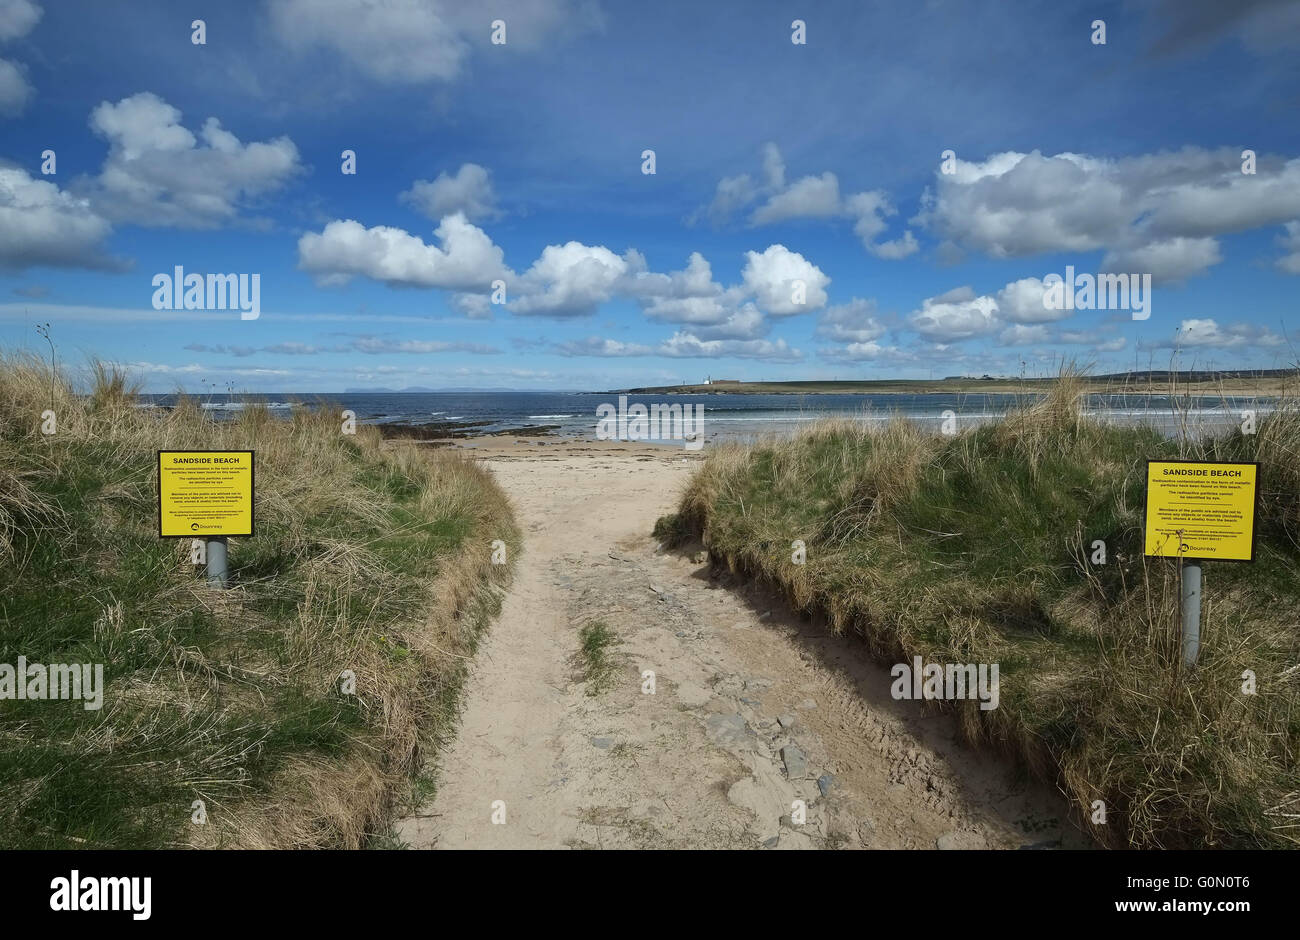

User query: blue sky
[1,0,1298,391]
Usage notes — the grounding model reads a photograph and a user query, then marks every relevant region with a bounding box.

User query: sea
[136,389,1283,446]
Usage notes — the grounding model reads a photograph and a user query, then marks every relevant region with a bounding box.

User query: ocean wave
[200,401,294,411]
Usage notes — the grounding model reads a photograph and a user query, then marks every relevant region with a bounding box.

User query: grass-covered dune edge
[0,354,519,848]
[658,375,1300,849]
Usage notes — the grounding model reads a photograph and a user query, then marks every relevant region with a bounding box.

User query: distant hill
[1091,368,1298,382]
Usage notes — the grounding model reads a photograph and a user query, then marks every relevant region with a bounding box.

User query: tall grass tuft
[0,353,518,848]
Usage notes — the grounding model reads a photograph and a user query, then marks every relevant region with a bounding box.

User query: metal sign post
[206,536,229,588]
[1180,561,1201,667]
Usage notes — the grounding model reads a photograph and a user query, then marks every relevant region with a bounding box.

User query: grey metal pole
[1181,562,1201,667]
[206,536,229,588]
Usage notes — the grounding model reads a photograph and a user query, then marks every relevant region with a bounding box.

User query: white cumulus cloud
[1164,318,1284,349]
[0,167,117,271]
[917,148,1300,281]
[906,286,999,342]
[0,0,40,40]
[81,93,302,228]
[298,212,509,289]
[699,144,918,258]
[752,172,841,224]
[995,276,1067,324]
[401,163,500,222]
[742,244,829,315]
[508,241,634,318]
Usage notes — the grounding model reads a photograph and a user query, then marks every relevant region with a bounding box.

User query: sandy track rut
[396,448,1085,850]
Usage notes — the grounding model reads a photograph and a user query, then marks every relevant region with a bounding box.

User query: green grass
[669,373,1300,848]
[576,620,622,696]
[0,352,518,848]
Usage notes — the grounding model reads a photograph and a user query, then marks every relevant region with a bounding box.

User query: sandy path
[396,441,1086,850]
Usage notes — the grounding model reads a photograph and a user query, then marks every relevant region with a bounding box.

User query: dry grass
[0,351,518,848]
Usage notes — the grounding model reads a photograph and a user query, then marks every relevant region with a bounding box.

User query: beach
[394,438,1085,849]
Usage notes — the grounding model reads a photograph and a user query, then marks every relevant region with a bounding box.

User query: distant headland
[616,369,1300,396]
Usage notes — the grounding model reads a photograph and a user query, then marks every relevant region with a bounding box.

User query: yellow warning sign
[1144,460,1257,562]
[158,451,254,538]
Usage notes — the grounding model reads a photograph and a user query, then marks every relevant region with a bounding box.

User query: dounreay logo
[0,657,103,710]
[50,870,151,920]
[151,266,260,320]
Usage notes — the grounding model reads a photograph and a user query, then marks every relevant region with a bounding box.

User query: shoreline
[615,377,1299,397]
[376,399,1289,448]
